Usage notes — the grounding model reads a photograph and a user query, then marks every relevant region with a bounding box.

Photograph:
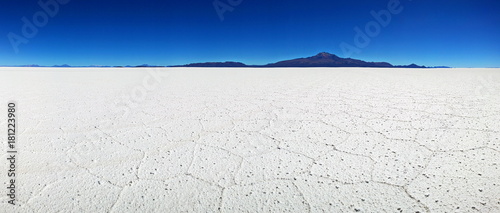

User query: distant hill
[394,63,426,68]
[135,64,166,67]
[428,66,452,68]
[53,64,71,67]
[173,61,247,67]
[175,52,426,68]
[19,64,41,67]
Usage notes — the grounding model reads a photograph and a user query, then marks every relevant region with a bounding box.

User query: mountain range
[176,52,429,68]
[2,53,447,68]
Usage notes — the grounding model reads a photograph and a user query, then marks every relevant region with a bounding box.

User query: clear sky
[0,0,499,67]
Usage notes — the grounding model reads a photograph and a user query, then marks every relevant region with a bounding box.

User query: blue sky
[0,0,499,67]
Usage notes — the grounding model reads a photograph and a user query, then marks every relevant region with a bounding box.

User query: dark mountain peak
[265,52,393,67]
[53,64,71,67]
[312,52,340,59]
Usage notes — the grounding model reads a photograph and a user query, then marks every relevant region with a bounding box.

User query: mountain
[53,64,71,67]
[20,64,41,67]
[394,64,426,68]
[174,61,247,67]
[135,64,166,67]
[428,66,451,68]
[264,52,394,67]
[174,52,426,68]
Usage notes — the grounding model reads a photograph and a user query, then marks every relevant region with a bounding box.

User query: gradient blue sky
[1,0,499,67]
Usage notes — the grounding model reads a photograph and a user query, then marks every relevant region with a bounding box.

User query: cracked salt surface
[0,67,499,212]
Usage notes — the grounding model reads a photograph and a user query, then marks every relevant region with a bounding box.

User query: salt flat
[0,67,499,212]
